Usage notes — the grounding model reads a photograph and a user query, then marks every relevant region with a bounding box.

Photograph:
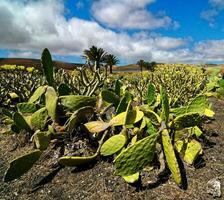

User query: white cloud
[0,0,224,64]
[91,0,179,30]
[201,0,224,25]
[7,51,39,58]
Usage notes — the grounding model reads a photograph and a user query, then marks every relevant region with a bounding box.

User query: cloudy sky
[1,0,224,65]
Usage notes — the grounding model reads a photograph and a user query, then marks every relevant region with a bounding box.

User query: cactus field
[0,49,224,199]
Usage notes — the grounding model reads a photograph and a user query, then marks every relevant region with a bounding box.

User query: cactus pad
[60,95,96,111]
[31,107,48,130]
[28,85,47,103]
[173,112,202,130]
[45,86,58,121]
[84,121,110,133]
[4,150,42,182]
[101,90,120,107]
[162,129,182,186]
[59,154,97,167]
[17,103,37,113]
[100,134,126,156]
[146,83,155,105]
[114,133,157,176]
[13,112,32,133]
[33,131,51,150]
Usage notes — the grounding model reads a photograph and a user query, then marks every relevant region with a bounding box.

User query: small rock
[207,178,222,198]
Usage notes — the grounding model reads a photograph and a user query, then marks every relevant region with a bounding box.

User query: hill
[0,58,82,70]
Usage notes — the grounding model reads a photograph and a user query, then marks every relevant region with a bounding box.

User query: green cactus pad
[160,86,169,123]
[170,107,187,116]
[146,83,155,105]
[162,129,182,186]
[84,121,110,133]
[115,80,121,97]
[60,95,96,111]
[4,150,42,182]
[59,154,97,167]
[41,48,54,86]
[13,112,32,133]
[183,139,202,165]
[45,86,58,121]
[114,133,157,176]
[122,172,140,184]
[28,86,47,103]
[58,83,71,96]
[11,124,21,134]
[173,112,202,130]
[101,90,120,107]
[187,95,209,114]
[33,131,51,150]
[139,105,161,126]
[100,134,126,156]
[31,107,48,131]
[192,126,203,138]
[17,103,37,114]
[116,96,128,114]
[110,110,144,127]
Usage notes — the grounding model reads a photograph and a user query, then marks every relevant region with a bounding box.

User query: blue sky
[0,0,224,65]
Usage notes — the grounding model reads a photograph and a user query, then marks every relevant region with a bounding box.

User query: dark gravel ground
[0,97,224,200]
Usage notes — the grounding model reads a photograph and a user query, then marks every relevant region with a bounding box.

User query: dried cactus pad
[84,121,110,133]
[114,133,157,176]
[4,150,42,182]
[59,95,96,111]
[100,134,126,156]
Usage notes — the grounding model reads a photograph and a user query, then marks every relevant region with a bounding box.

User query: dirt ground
[0,97,224,200]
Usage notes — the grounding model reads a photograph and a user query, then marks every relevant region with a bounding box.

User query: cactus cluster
[0,48,218,191]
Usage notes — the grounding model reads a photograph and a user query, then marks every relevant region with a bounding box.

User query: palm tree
[105,54,119,74]
[83,46,107,70]
[137,59,145,72]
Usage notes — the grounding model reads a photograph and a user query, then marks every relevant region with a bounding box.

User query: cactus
[58,83,71,96]
[4,150,42,182]
[173,112,202,130]
[17,102,37,113]
[29,86,47,103]
[162,128,182,186]
[84,121,110,133]
[33,131,51,150]
[160,86,169,124]
[30,107,48,130]
[41,48,54,86]
[12,112,32,133]
[45,87,58,121]
[59,95,96,111]
[101,89,120,107]
[122,172,140,184]
[146,83,155,105]
[114,133,157,176]
[100,133,127,156]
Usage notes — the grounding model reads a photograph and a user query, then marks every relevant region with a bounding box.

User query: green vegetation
[0,47,223,191]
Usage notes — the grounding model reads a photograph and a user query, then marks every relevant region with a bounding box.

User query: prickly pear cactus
[100,134,127,156]
[173,112,202,130]
[114,133,157,176]
[146,83,155,105]
[28,85,47,103]
[59,95,96,111]
[84,121,110,133]
[160,86,169,123]
[17,102,37,113]
[13,112,32,133]
[116,96,128,114]
[140,105,161,126]
[162,129,182,186]
[187,95,209,114]
[59,154,97,167]
[45,86,58,121]
[4,150,42,182]
[31,107,48,130]
[101,90,120,107]
[33,131,51,150]
[41,48,54,86]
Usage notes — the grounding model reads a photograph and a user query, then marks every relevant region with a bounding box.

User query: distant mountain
[0,58,82,70]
